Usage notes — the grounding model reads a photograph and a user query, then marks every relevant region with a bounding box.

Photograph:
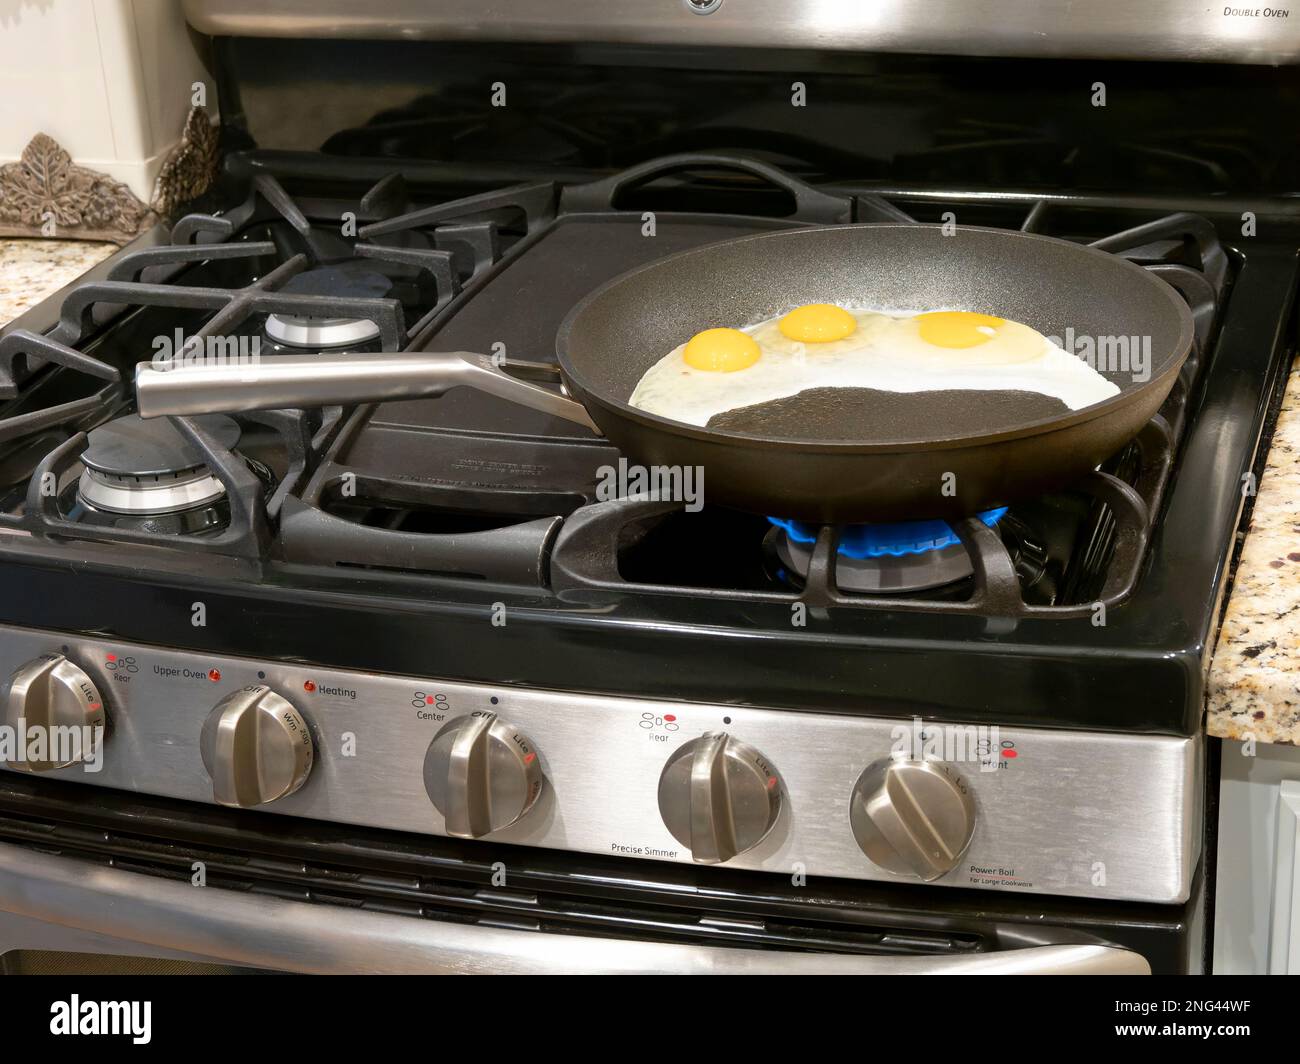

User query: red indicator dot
[524,752,536,764]
[425,695,435,705]
[208,669,221,683]
[105,653,117,662]
[303,681,316,693]
[767,776,778,790]
[88,703,101,711]
[1004,749,1018,758]
[663,714,676,722]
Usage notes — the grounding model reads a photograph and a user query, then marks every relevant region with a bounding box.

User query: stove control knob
[423,712,544,838]
[657,733,782,864]
[849,758,976,881]
[1,654,107,772]
[199,686,314,808]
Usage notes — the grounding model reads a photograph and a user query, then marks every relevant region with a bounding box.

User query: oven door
[0,778,1195,975]
[0,842,1146,974]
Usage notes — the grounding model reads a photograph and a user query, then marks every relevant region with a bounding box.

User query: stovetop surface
[0,147,1295,736]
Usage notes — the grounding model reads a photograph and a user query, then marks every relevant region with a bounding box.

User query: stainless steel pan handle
[134,353,601,432]
[0,841,1149,974]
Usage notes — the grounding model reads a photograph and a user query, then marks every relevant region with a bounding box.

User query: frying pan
[135,224,1195,524]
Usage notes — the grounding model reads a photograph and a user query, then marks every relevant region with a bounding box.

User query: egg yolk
[916,311,1005,349]
[778,303,858,343]
[682,328,761,372]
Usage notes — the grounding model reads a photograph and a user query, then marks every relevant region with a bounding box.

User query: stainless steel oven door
[0,842,1148,974]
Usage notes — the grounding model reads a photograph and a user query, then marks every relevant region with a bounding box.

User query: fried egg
[627,306,1120,429]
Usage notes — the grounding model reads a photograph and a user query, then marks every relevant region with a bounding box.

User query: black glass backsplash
[212,36,1300,196]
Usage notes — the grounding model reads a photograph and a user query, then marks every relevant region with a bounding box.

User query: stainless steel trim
[198,685,315,807]
[77,467,225,515]
[264,313,381,349]
[0,842,1150,974]
[1,654,105,773]
[423,714,547,838]
[691,732,739,862]
[446,711,496,838]
[0,624,1200,903]
[657,732,783,863]
[182,0,1300,65]
[849,757,977,881]
[134,353,601,432]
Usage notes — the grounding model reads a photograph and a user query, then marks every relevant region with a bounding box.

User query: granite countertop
[1,238,117,325]
[1208,359,1300,744]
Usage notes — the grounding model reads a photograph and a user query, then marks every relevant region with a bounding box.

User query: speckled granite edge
[1208,359,1300,744]
[0,238,116,325]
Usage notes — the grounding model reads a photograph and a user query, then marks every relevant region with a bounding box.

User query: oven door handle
[0,842,1150,974]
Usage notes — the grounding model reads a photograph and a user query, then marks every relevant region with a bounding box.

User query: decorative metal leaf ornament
[151,106,220,217]
[0,106,218,244]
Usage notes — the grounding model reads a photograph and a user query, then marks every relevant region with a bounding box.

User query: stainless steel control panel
[0,624,1200,903]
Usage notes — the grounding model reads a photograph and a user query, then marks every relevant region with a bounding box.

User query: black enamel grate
[548,201,1227,616]
[0,155,1232,612]
[0,171,517,559]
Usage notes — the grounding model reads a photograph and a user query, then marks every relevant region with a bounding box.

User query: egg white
[627,309,1121,429]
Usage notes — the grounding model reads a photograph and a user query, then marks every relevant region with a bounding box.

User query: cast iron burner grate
[550,416,1176,616]
[0,154,1232,615]
[767,510,1010,594]
[546,183,1225,617]
[0,169,515,558]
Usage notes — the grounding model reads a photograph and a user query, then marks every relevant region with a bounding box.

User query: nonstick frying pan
[135,224,1195,524]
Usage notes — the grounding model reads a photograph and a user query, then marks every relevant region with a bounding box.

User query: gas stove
[0,156,1281,727]
[1,21,1297,974]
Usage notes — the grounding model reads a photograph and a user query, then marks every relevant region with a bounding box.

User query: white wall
[0,0,214,201]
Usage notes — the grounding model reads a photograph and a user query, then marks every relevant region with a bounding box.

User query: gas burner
[69,414,241,535]
[767,510,1007,594]
[263,264,393,351]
